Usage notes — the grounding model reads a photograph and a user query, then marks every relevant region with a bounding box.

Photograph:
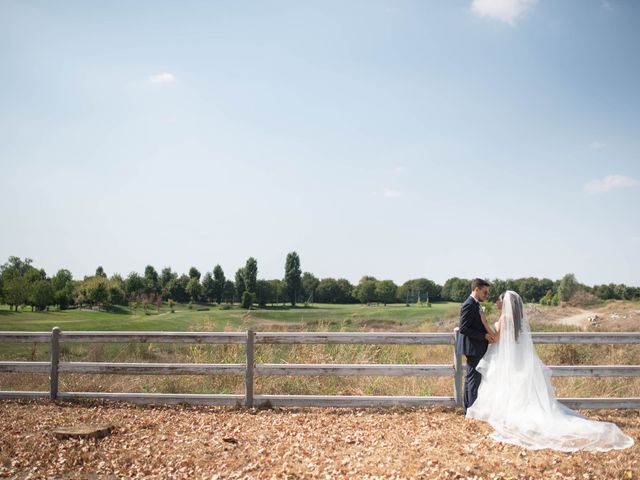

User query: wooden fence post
[50,327,61,400]
[245,330,255,408]
[453,327,462,408]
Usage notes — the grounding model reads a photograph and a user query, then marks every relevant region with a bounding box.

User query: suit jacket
[455,295,488,357]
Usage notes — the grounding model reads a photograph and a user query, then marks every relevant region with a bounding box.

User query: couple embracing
[456,278,634,452]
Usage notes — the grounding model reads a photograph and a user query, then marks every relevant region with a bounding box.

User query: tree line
[0,255,638,312]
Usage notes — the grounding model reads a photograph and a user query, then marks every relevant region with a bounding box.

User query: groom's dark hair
[471,278,491,290]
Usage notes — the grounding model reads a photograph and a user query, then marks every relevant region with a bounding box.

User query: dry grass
[0,399,638,479]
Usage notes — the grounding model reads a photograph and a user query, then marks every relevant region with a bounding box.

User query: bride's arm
[493,314,503,340]
[480,309,496,334]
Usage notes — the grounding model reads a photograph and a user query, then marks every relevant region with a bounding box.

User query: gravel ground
[0,400,638,479]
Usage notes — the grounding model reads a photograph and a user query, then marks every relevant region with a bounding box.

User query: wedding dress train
[466,291,634,452]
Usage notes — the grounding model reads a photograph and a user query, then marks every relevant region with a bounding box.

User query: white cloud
[590,141,607,149]
[383,188,402,198]
[471,0,537,25]
[584,174,640,194]
[148,72,176,84]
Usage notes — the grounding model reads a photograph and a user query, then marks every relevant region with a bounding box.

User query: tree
[355,276,378,304]
[187,277,202,303]
[301,272,320,302]
[397,278,442,304]
[95,266,107,278]
[375,280,397,306]
[441,277,471,302]
[160,267,177,299]
[124,272,144,301]
[29,279,54,311]
[213,265,226,304]
[80,276,110,309]
[235,269,246,300]
[188,267,201,281]
[168,274,190,303]
[241,291,253,309]
[335,279,356,303]
[284,251,302,306]
[51,269,74,310]
[143,265,160,295]
[0,257,35,310]
[244,257,258,294]
[223,280,235,304]
[558,273,579,303]
[255,279,274,306]
[201,272,215,303]
[108,277,126,306]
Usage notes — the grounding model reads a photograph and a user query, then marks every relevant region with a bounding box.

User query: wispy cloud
[471,0,537,25]
[148,72,176,85]
[590,141,607,149]
[584,174,640,194]
[383,188,402,198]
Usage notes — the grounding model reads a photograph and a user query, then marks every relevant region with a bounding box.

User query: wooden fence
[1,328,639,409]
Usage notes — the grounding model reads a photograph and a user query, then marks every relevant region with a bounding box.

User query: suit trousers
[464,355,482,412]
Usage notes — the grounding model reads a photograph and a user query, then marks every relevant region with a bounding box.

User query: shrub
[241,291,253,309]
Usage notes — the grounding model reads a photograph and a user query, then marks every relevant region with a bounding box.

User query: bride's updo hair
[505,291,524,342]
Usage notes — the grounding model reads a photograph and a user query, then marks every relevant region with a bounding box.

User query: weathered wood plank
[0,332,51,343]
[57,392,245,406]
[255,363,455,376]
[531,332,640,344]
[558,397,640,409]
[58,332,247,344]
[253,395,456,408]
[549,365,640,377]
[58,362,246,375]
[0,391,49,399]
[255,332,455,345]
[0,361,50,373]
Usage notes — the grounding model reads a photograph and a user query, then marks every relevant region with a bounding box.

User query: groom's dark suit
[455,295,489,412]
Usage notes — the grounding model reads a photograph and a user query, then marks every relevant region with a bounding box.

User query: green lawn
[0,302,460,332]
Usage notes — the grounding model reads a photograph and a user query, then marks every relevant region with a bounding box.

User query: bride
[466,290,635,451]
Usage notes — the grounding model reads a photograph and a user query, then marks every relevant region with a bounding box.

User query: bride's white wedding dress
[466,291,634,452]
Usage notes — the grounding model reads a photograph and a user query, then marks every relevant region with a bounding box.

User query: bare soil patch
[1,400,637,479]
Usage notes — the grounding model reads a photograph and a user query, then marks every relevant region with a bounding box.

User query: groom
[456,278,496,413]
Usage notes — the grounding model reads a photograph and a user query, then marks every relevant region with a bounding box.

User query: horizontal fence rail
[0,328,639,409]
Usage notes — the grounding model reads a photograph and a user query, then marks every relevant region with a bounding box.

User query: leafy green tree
[51,269,74,310]
[241,291,253,309]
[124,272,144,301]
[108,278,126,306]
[441,277,471,302]
[187,277,202,303]
[268,279,283,305]
[213,265,226,304]
[29,279,54,311]
[355,276,378,304]
[244,257,258,294]
[375,280,397,306]
[143,265,160,295]
[235,268,246,300]
[80,276,110,309]
[284,251,302,306]
[255,279,274,306]
[201,272,215,303]
[95,266,107,278]
[223,280,235,304]
[168,274,190,303]
[316,278,340,303]
[397,278,442,303]
[160,267,176,297]
[558,273,579,302]
[188,267,201,281]
[301,272,320,302]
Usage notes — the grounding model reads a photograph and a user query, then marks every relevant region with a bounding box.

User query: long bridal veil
[466,290,634,451]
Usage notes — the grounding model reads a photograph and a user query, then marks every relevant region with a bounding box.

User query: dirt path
[1,400,638,479]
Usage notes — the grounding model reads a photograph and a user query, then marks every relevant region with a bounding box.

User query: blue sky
[1,0,639,286]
